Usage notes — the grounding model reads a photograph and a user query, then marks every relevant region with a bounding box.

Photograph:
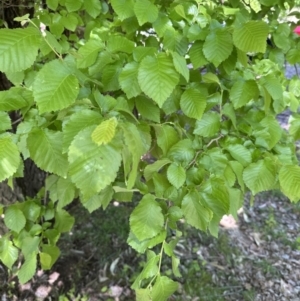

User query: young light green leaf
[18,254,37,284]
[138,53,179,108]
[182,190,212,231]
[233,21,269,53]
[0,27,40,73]
[0,136,20,182]
[167,163,186,189]
[279,165,300,202]
[119,62,142,98]
[91,117,118,145]
[151,275,178,301]
[203,29,233,67]
[130,194,164,241]
[0,237,18,269]
[33,60,79,113]
[111,0,135,21]
[77,39,104,68]
[27,128,68,177]
[243,159,276,195]
[180,88,207,120]
[194,112,220,137]
[134,0,158,25]
[68,126,121,199]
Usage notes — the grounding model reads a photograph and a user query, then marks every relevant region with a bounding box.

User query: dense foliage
[1,0,300,299]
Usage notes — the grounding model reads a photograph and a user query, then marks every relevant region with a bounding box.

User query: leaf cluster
[1,0,300,299]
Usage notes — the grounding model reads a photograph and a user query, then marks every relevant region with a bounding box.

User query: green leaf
[171,51,189,82]
[167,163,186,189]
[68,126,121,199]
[0,87,32,111]
[203,29,233,67]
[259,75,283,102]
[107,35,135,54]
[153,124,179,155]
[0,136,20,182]
[46,0,58,10]
[233,21,269,53]
[56,177,76,210]
[130,194,164,241]
[134,0,158,25]
[230,80,259,109]
[23,201,41,222]
[81,185,114,212]
[226,144,252,167]
[0,237,18,269]
[77,39,104,68]
[138,53,179,108]
[110,0,135,21]
[65,0,83,12]
[54,209,75,233]
[279,165,300,202]
[194,112,220,137]
[182,190,212,231]
[189,41,208,69]
[62,109,102,152]
[119,62,142,98]
[18,254,37,284]
[91,117,118,146]
[33,60,79,113]
[151,276,178,301]
[83,0,102,18]
[168,139,194,164]
[172,255,182,277]
[135,96,160,123]
[243,159,276,195]
[136,289,151,301]
[40,245,60,270]
[132,253,159,289]
[144,159,172,181]
[121,122,146,189]
[180,88,207,120]
[257,116,282,150]
[201,177,230,217]
[27,128,68,177]
[0,27,40,73]
[21,236,40,258]
[133,46,157,62]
